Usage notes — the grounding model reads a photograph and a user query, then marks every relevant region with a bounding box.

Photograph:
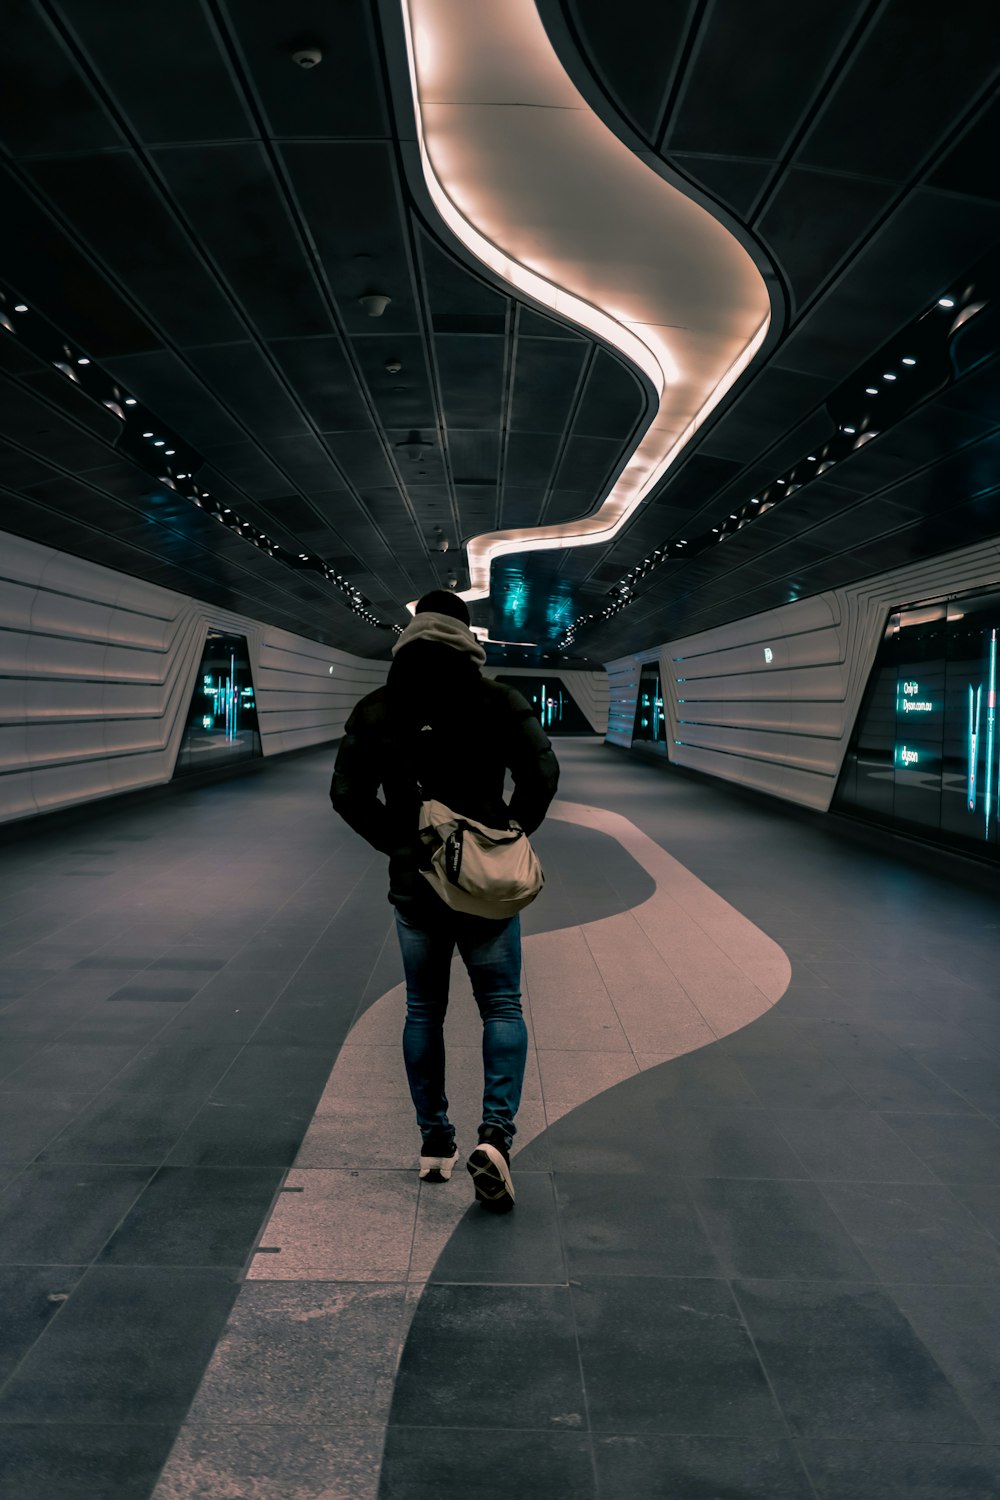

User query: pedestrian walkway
[1,743,998,1498]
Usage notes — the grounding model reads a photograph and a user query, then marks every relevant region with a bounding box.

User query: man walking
[330,591,559,1212]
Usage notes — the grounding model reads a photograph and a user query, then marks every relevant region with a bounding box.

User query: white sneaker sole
[419,1149,457,1182]
[467,1142,515,1209]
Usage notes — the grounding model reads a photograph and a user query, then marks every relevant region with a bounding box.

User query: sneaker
[419,1129,458,1183]
[467,1125,515,1212]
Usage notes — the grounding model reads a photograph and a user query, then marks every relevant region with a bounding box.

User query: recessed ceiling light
[883,373,896,381]
[154,440,165,446]
[13,304,27,313]
[77,357,90,366]
[165,449,175,455]
[938,297,955,308]
[142,431,153,437]
[843,426,856,434]
[901,356,916,365]
[865,386,878,395]
[124,397,137,405]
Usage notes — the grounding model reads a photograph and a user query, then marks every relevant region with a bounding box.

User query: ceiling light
[729,513,737,519]
[77,357,90,366]
[154,440,165,447]
[865,386,878,395]
[843,426,856,434]
[751,497,760,504]
[143,431,153,437]
[938,296,955,308]
[883,373,896,381]
[165,449,175,455]
[13,304,27,313]
[124,398,137,405]
[901,356,916,365]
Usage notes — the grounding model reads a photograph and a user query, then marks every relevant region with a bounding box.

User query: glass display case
[834,588,1000,861]
[173,630,262,777]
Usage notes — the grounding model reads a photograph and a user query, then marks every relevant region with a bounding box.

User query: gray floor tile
[890,1283,1000,1441]
[37,1091,203,1166]
[425,1171,566,1283]
[0,1162,152,1263]
[1,1041,141,1092]
[880,1113,1000,1183]
[796,1439,1000,1499]
[820,1181,1000,1284]
[732,1279,982,1441]
[768,1110,937,1182]
[0,1264,86,1384]
[0,1266,239,1424]
[166,1098,316,1167]
[380,1427,596,1499]
[0,1090,95,1163]
[687,1177,873,1280]
[592,1435,814,1499]
[951,1182,1000,1242]
[390,1284,583,1430]
[98,1165,283,1267]
[555,1171,719,1278]
[572,1275,783,1436]
[0,1424,177,1500]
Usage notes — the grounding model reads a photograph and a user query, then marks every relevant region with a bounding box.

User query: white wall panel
[0,530,387,826]
[605,539,1000,811]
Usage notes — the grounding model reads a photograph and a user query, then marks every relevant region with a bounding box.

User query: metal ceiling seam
[34,0,427,614]
[738,0,884,234]
[392,0,772,616]
[403,220,474,573]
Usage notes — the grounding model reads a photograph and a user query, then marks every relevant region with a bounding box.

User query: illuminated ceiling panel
[400,0,772,608]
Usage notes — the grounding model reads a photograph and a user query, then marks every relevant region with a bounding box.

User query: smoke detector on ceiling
[291,48,322,68]
[359,292,391,317]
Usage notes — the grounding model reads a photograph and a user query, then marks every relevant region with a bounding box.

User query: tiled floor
[1,742,999,1498]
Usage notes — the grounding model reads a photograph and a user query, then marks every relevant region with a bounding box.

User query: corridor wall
[605,537,1000,811]
[0,531,387,826]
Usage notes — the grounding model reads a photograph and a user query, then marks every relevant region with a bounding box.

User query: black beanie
[415,589,470,626]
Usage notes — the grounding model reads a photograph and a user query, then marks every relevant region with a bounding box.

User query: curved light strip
[400,0,771,610]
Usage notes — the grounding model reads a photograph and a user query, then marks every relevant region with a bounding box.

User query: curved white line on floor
[396,0,772,603]
[248,801,790,1277]
[151,804,789,1496]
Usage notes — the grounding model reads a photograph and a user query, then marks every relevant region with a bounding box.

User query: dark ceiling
[1,0,999,666]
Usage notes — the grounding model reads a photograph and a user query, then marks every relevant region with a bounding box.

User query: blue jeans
[394,904,527,1150]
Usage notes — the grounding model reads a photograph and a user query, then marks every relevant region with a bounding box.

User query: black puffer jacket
[330,641,559,907]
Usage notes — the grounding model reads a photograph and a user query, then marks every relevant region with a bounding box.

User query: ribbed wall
[0,531,387,826]
[486,666,609,734]
[604,655,650,747]
[606,539,1000,810]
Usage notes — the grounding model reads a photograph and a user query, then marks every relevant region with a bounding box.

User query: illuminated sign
[897,745,919,768]
[763,647,773,663]
[898,679,933,713]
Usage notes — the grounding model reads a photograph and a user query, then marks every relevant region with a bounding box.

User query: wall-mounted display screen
[632,663,666,753]
[494,676,592,734]
[834,588,1000,860]
[174,631,261,777]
